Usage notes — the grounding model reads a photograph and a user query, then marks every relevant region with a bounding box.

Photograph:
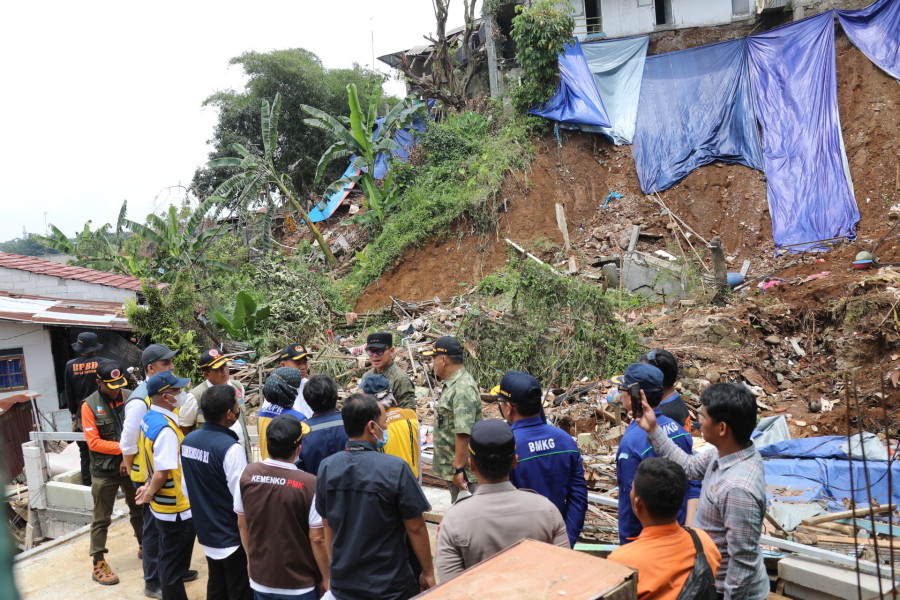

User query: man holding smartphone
[615,363,696,545]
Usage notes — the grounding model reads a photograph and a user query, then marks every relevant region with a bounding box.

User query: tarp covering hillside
[837,0,900,79]
[748,11,859,252]
[528,39,611,128]
[580,36,649,145]
[631,38,764,195]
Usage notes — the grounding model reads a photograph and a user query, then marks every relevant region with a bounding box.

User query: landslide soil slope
[355,34,900,313]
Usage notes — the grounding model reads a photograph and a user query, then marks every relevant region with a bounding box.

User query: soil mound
[355,34,899,313]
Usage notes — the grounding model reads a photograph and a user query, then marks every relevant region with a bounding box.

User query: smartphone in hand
[629,383,643,419]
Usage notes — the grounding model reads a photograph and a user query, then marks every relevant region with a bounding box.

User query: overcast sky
[2,1,478,242]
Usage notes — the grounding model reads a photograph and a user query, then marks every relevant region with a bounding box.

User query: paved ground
[15,487,449,599]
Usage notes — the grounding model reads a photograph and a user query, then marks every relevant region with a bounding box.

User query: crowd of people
[65,330,768,600]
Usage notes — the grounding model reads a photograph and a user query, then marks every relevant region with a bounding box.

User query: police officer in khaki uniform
[435,419,569,581]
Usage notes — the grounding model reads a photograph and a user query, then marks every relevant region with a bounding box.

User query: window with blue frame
[0,349,26,391]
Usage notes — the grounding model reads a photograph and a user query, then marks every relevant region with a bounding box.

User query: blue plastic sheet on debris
[837,0,900,79]
[631,38,764,195]
[747,11,859,253]
[309,102,432,223]
[758,436,900,511]
[528,39,611,128]
[579,36,649,145]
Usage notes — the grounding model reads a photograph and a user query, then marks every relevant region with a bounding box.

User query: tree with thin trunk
[207,94,337,267]
[394,0,483,110]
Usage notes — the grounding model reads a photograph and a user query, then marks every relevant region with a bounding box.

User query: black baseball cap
[198,349,229,370]
[96,359,128,389]
[142,344,178,368]
[468,419,516,458]
[492,370,541,405]
[366,332,393,350]
[280,343,311,362]
[421,336,464,357]
[72,332,102,354]
[266,414,311,453]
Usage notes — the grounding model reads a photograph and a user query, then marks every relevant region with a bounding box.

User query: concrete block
[51,469,83,484]
[778,556,894,600]
[45,481,93,511]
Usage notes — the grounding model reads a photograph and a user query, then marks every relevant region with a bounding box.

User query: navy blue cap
[624,363,664,398]
[360,374,391,395]
[494,370,542,405]
[469,419,516,458]
[147,371,191,397]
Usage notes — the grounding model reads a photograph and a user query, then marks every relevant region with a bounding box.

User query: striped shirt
[648,427,768,600]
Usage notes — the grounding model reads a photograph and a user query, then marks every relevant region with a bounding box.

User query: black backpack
[675,527,718,600]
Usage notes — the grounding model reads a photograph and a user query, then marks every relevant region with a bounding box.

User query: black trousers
[207,545,252,600]
[135,481,160,590]
[156,514,195,600]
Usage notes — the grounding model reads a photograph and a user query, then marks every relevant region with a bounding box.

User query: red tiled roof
[0,252,162,292]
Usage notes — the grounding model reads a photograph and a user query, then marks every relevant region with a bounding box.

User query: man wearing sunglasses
[363,332,416,410]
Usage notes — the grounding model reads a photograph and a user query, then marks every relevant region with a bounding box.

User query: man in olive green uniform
[181,349,252,462]
[81,360,142,586]
[424,336,483,502]
[363,332,416,410]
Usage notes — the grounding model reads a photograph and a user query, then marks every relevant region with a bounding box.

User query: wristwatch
[453,466,466,475]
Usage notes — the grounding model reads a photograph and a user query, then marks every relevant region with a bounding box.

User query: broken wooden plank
[801,504,896,526]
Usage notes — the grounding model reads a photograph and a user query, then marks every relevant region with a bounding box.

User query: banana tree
[121,195,234,282]
[207,94,337,267]
[32,203,146,276]
[211,290,271,352]
[301,84,426,229]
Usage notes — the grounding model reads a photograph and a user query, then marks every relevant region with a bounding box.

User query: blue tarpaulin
[528,39,611,128]
[758,437,900,511]
[309,103,431,223]
[748,12,859,253]
[580,36,649,145]
[838,0,900,79]
[631,38,764,195]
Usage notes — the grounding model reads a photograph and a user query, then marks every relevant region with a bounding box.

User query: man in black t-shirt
[65,332,103,486]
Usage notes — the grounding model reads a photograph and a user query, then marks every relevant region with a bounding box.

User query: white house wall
[567,0,755,39]
[0,267,137,303]
[0,322,60,426]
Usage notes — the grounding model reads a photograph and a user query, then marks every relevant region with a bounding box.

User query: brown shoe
[92,560,120,585]
[137,544,142,560]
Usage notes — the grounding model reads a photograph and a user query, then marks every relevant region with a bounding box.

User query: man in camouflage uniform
[424,336,483,502]
[363,332,416,411]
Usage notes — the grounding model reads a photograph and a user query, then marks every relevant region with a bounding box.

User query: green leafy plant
[301,84,427,232]
[211,291,272,350]
[510,0,576,114]
[207,94,338,266]
[124,272,205,382]
[121,198,233,283]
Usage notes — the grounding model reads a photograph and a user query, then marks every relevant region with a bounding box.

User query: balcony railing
[573,14,605,39]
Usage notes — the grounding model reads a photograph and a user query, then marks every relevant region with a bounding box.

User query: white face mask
[172,391,188,409]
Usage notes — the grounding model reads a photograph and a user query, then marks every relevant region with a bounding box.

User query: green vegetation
[211,291,272,353]
[124,273,206,382]
[207,93,336,266]
[341,109,532,300]
[510,0,575,114]
[461,258,642,388]
[193,48,388,199]
[302,84,426,233]
[0,235,61,256]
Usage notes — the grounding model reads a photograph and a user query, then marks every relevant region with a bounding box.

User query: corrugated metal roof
[0,292,131,330]
[0,252,162,292]
[0,393,35,414]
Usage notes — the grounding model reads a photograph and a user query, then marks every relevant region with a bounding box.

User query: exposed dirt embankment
[355,33,899,312]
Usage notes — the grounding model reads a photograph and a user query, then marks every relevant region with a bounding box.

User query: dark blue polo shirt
[297,409,348,476]
[316,440,430,600]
